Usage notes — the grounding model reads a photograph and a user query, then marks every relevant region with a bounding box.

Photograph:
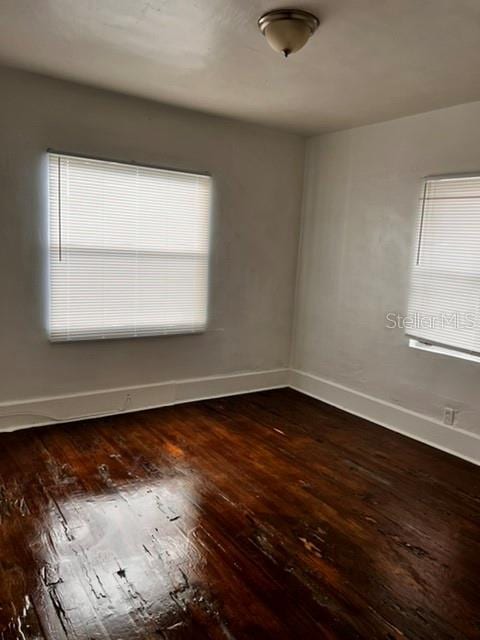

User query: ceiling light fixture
[258,9,319,58]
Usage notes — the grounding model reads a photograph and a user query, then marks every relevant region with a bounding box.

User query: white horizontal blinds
[407,175,480,354]
[48,153,211,341]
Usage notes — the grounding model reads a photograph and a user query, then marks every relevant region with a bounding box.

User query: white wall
[0,67,304,416]
[292,100,480,441]
[3,63,480,462]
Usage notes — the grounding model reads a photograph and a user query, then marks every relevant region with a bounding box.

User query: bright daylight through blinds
[48,153,211,342]
[407,175,480,356]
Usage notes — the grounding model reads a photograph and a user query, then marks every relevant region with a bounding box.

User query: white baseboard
[2,366,478,467]
[289,369,480,466]
[0,368,289,432]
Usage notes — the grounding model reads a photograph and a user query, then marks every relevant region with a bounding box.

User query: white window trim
[409,339,480,364]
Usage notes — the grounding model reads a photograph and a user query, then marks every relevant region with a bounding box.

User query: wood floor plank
[0,389,478,639]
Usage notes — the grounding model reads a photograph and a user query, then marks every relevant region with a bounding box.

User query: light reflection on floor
[31,473,203,637]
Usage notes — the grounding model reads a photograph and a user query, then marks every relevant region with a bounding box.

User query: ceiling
[1,0,480,134]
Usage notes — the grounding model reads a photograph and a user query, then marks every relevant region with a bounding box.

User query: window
[407,174,480,359]
[48,152,212,341]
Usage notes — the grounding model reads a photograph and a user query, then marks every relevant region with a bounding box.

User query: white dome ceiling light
[258,9,319,58]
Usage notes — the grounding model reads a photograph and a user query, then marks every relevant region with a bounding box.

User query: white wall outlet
[443,407,455,426]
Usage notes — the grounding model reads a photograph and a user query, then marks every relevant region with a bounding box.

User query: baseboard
[2,366,478,466]
[0,368,289,432]
[289,369,480,467]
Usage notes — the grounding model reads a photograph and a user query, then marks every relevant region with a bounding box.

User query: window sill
[408,339,480,364]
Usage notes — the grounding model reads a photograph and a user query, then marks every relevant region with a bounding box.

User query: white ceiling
[1,0,480,134]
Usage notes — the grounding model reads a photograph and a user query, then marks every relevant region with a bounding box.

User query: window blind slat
[48,153,212,342]
[407,175,480,353]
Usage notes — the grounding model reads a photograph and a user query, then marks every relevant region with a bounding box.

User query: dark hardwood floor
[0,388,479,639]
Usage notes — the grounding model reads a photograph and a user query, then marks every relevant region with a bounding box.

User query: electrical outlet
[443,407,455,426]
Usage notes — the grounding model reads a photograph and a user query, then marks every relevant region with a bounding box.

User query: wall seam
[287,137,311,368]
